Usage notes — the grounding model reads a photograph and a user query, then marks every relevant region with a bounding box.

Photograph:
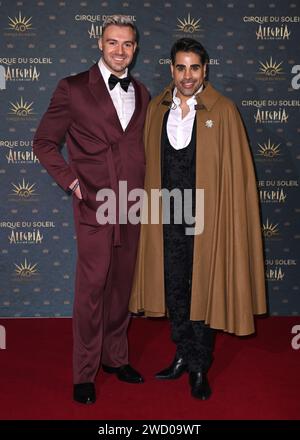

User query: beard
[102,54,131,75]
[177,81,199,97]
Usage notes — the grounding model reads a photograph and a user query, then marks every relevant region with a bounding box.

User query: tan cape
[129,82,267,336]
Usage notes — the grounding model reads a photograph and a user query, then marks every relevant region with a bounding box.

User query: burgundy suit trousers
[72,197,140,384]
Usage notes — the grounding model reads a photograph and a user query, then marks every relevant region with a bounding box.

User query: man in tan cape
[130,38,267,400]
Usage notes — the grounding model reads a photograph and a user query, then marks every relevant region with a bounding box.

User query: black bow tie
[108,74,131,92]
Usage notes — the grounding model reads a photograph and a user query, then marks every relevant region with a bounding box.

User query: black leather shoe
[155,356,187,380]
[102,364,144,383]
[73,382,96,404]
[189,371,211,400]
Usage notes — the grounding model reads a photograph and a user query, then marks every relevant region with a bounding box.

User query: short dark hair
[170,38,209,65]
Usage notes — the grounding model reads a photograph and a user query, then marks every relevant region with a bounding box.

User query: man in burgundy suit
[33,15,150,404]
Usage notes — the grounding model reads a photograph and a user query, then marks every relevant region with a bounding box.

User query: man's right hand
[69,179,83,200]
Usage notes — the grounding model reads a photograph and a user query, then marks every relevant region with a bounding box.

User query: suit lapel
[124,77,142,133]
[88,64,143,138]
[88,64,123,136]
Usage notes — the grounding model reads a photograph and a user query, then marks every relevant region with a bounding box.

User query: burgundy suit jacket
[33,64,150,242]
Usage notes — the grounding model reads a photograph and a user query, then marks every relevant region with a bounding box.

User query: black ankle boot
[189,371,211,400]
[155,355,187,380]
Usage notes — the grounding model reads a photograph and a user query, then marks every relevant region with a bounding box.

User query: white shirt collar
[172,84,203,107]
[98,58,128,85]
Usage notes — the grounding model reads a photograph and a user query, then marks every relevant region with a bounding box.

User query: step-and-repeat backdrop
[0,0,299,317]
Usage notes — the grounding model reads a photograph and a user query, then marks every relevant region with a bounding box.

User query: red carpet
[0,316,299,420]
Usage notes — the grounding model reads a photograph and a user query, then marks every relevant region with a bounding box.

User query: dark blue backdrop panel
[0,0,299,317]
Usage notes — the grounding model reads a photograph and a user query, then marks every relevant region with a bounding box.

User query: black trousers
[163,222,215,373]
